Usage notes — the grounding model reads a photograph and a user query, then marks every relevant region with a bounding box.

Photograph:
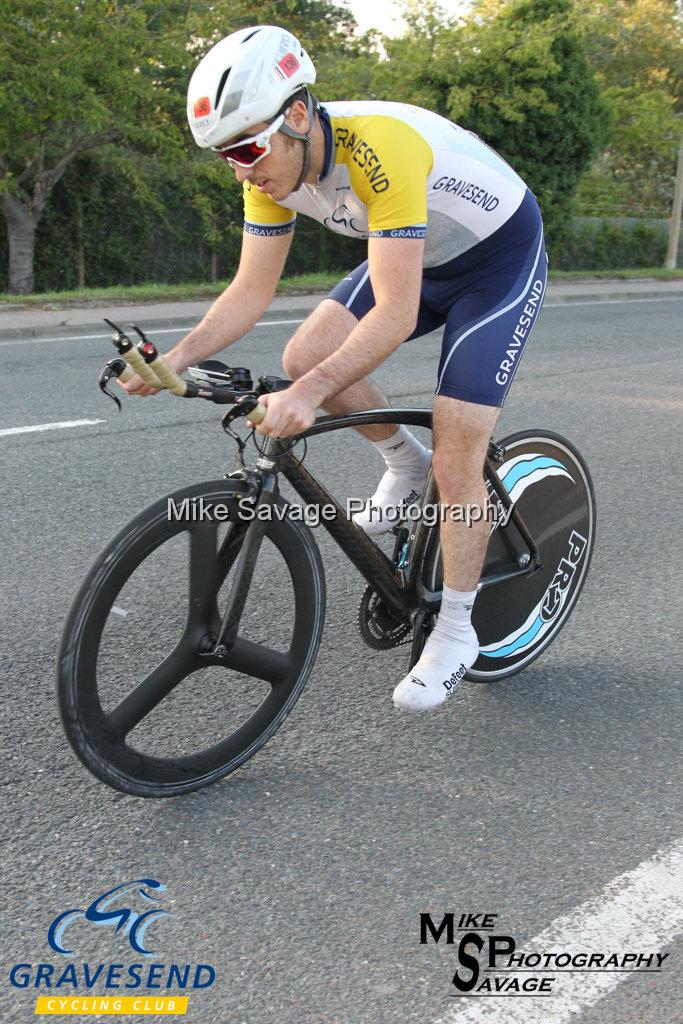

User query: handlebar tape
[146,352,189,396]
[246,402,267,425]
[120,346,164,388]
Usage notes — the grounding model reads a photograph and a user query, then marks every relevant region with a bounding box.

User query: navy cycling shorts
[328,189,548,407]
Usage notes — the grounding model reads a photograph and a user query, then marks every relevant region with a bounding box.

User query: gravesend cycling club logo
[48,879,168,956]
[8,877,217,1016]
[420,911,670,998]
[324,202,364,234]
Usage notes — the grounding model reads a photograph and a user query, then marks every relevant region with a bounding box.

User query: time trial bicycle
[56,323,595,798]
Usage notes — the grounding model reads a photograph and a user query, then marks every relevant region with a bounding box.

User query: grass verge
[1,267,682,309]
[549,268,683,280]
[0,274,341,309]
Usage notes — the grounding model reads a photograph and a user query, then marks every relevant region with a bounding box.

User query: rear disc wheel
[421,430,596,681]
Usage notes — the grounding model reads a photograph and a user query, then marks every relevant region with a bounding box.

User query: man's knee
[282,337,308,380]
[432,448,488,502]
[283,299,357,379]
[432,395,498,496]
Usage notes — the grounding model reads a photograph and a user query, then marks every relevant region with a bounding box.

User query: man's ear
[287,98,310,133]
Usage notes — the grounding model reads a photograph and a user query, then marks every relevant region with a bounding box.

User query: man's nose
[233,164,252,184]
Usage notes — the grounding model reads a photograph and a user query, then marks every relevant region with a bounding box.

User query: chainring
[358,585,411,650]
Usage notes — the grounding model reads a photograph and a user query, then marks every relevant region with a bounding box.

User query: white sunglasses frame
[212,112,287,167]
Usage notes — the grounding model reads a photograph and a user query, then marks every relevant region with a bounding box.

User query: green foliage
[1,0,679,289]
[572,0,683,218]
[0,152,366,291]
[371,2,459,112]
[454,0,610,247]
[373,0,611,248]
[576,88,680,216]
[0,0,196,196]
[0,0,381,291]
[573,0,682,102]
[554,218,668,270]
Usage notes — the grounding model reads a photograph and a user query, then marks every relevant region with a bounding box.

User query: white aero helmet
[187,25,316,150]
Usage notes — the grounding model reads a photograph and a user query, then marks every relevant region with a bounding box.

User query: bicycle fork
[212,448,280,656]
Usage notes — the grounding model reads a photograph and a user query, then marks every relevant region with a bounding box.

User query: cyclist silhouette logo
[47,879,169,957]
[324,203,363,234]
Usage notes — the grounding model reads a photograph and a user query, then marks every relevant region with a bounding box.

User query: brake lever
[103,318,130,348]
[103,318,162,388]
[129,324,151,346]
[98,357,134,411]
[221,395,263,430]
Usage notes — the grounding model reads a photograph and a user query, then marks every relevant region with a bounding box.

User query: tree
[374,0,612,246]
[371,2,462,113]
[0,0,376,293]
[575,87,680,216]
[0,0,204,292]
[571,0,683,217]
[573,0,682,99]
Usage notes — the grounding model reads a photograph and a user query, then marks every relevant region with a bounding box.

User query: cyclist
[123,25,548,712]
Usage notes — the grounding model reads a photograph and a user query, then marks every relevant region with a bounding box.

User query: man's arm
[122,230,293,393]
[255,236,424,436]
[297,235,424,404]
[167,230,294,371]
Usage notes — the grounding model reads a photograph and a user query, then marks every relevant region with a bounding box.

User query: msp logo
[9,877,217,1016]
[48,879,168,957]
[419,911,670,998]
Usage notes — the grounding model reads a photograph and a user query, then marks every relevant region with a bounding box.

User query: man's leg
[392,395,499,711]
[392,209,547,710]
[283,298,433,533]
[432,395,499,590]
[283,298,395,442]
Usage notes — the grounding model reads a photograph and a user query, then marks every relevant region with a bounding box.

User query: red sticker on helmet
[278,53,300,78]
[193,96,211,118]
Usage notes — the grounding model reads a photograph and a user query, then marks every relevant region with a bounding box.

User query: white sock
[353,427,432,536]
[393,585,479,711]
[372,426,432,475]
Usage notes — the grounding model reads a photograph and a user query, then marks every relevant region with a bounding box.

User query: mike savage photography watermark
[167,496,514,530]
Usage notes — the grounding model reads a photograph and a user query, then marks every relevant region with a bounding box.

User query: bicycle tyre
[57,479,326,797]
[420,429,596,682]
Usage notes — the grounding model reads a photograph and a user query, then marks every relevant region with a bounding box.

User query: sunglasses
[213,112,286,167]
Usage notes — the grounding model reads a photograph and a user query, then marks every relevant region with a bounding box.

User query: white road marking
[545,296,683,308]
[0,419,105,437]
[112,606,129,618]
[0,296,681,347]
[0,318,306,347]
[438,838,683,1023]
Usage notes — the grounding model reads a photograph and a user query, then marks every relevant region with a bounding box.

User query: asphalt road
[1,297,681,1024]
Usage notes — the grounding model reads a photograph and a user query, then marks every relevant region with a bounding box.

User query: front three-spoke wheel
[57,481,325,797]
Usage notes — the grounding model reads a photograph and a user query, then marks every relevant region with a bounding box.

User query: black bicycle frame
[213,408,540,654]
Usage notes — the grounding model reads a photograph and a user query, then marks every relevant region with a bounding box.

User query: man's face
[228,124,302,201]
[221,101,309,201]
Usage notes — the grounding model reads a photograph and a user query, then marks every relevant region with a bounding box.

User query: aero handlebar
[99,320,268,424]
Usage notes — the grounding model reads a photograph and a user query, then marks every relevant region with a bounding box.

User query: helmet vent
[241,29,261,43]
[215,67,232,109]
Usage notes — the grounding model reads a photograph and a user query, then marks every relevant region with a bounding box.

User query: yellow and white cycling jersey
[243,100,529,268]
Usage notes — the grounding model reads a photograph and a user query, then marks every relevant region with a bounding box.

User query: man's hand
[117,351,186,397]
[251,383,318,437]
[118,374,162,397]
